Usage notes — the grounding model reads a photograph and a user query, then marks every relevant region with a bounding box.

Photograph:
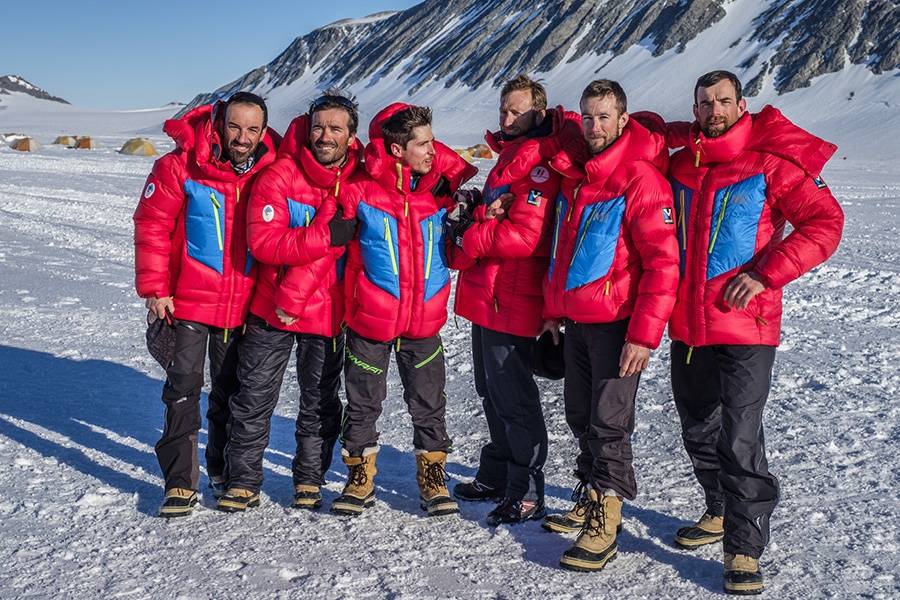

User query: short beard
[313,145,347,168]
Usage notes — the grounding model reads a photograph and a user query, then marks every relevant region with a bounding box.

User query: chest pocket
[671,180,693,278]
[358,202,400,299]
[421,209,449,302]
[566,195,626,291]
[184,179,225,274]
[706,174,766,281]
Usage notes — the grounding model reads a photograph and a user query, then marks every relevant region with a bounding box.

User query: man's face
[391,124,435,176]
[310,108,356,168]
[499,89,544,137]
[580,94,628,156]
[222,103,265,167]
[694,80,747,138]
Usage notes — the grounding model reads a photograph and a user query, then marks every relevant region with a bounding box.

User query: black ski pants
[226,314,344,492]
[156,319,241,492]
[471,324,546,502]
[671,341,780,559]
[563,318,640,500]
[342,328,451,457]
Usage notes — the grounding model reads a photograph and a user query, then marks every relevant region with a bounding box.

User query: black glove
[328,206,358,247]
[446,211,474,249]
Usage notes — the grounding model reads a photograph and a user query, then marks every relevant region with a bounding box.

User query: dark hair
[225,91,268,130]
[694,70,743,105]
[308,87,359,135]
[381,106,433,152]
[501,74,548,111]
[580,79,627,115]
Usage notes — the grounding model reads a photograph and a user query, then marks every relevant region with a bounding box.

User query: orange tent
[10,137,45,151]
[74,136,101,149]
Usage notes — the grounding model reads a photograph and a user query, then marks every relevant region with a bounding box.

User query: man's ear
[738,98,747,116]
[692,104,700,121]
[390,142,404,160]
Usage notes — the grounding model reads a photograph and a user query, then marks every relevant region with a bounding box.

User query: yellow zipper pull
[396,338,401,352]
[605,280,611,295]
[493,297,499,313]
[334,173,341,198]
[236,186,241,203]
[224,328,229,344]
[694,139,702,167]
[686,346,693,364]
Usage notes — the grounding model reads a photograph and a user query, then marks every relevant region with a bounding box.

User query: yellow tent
[119,138,158,156]
[53,135,78,147]
[10,137,44,152]
[469,144,493,159]
[74,136,101,149]
[453,148,475,164]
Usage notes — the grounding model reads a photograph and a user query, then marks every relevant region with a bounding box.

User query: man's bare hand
[619,342,650,378]
[145,296,174,320]
[276,307,298,326]
[484,192,515,221]
[539,320,561,345]
[723,271,765,309]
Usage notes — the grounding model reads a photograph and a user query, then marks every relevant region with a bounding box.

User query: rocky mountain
[182,0,899,113]
[0,75,69,104]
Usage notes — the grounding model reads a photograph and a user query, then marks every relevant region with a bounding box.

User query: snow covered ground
[1,97,898,599]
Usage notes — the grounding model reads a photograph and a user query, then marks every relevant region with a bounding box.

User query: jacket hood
[669,106,836,177]
[279,113,364,190]
[364,102,477,193]
[162,101,282,174]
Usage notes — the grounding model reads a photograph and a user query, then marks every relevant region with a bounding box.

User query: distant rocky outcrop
[0,75,69,104]
[178,0,900,115]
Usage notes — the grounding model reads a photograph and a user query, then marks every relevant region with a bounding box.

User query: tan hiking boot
[560,488,622,572]
[158,488,198,518]
[216,488,261,513]
[330,446,378,516]
[415,451,460,517]
[292,484,322,510]
[724,553,764,595]
[542,473,589,533]
[675,512,725,548]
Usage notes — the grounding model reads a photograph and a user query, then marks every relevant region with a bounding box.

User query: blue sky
[5,1,418,110]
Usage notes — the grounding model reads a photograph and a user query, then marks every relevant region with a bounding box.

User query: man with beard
[216,92,362,512]
[449,75,580,526]
[331,104,477,518]
[134,92,280,518]
[664,70,843,594]
[540,79,679,571]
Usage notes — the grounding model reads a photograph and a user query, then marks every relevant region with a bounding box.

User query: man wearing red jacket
[449,75,579,526]
[665,71,843,595]
[216,93,361,513]
[134,92,280,517]
[332,104,477,518]
[541,79,679,572]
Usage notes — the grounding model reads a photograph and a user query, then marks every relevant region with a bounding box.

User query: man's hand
[723,271,765,309]
[328,205,358,247]
[145,296,174,321]
[484,192,515,221]
[539,320,561,345]
[275,307,298,326]
[619,342,650,378]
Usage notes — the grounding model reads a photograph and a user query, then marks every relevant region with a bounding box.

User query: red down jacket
[246,114,363,337]
[133,102,280,328]
[342,103,478,341]
[453,107,581,337]
[665,106,844,347]
[543,117,680,349]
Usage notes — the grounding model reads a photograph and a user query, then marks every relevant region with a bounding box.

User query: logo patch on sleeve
[527,189,543,206]
[813,177,828,189]
[530,166,550,183]
[662,207,674,224]
[144,183,155,198]
[262,205,275,222]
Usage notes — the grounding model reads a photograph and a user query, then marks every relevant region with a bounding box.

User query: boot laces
[421,459,449,491]
[571,480,590,518]
[348,462,369,487]
[582,495,607,537]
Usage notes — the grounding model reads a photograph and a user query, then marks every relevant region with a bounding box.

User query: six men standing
[135,66,843,595]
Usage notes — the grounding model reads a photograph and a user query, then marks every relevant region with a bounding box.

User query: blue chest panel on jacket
[483,183,511,204]
[706,174,766,280]
[288,199,315,228]
[184,179,225,274]
[357,202,401,298]
[671,180,693,278]
[420,209,449,302]
[547,192,568,284]
[566,195,626,291]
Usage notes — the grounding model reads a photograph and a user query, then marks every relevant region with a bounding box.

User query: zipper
[211,193,224,251]
[686,346,693,364]
[551,201,563,262]
[605,280,611,295]
[571,203,601,267]
[679,190,687,250]
[708,188,731,255]
[384,217,399,275]
[425,220,433,280]
[694,139,702,167]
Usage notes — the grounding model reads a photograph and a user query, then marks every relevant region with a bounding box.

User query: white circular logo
[530,166,550,183]
[144,183,155,198]
[262,205,275,222]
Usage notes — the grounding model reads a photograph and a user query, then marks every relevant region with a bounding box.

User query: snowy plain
[1,86,899,600]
